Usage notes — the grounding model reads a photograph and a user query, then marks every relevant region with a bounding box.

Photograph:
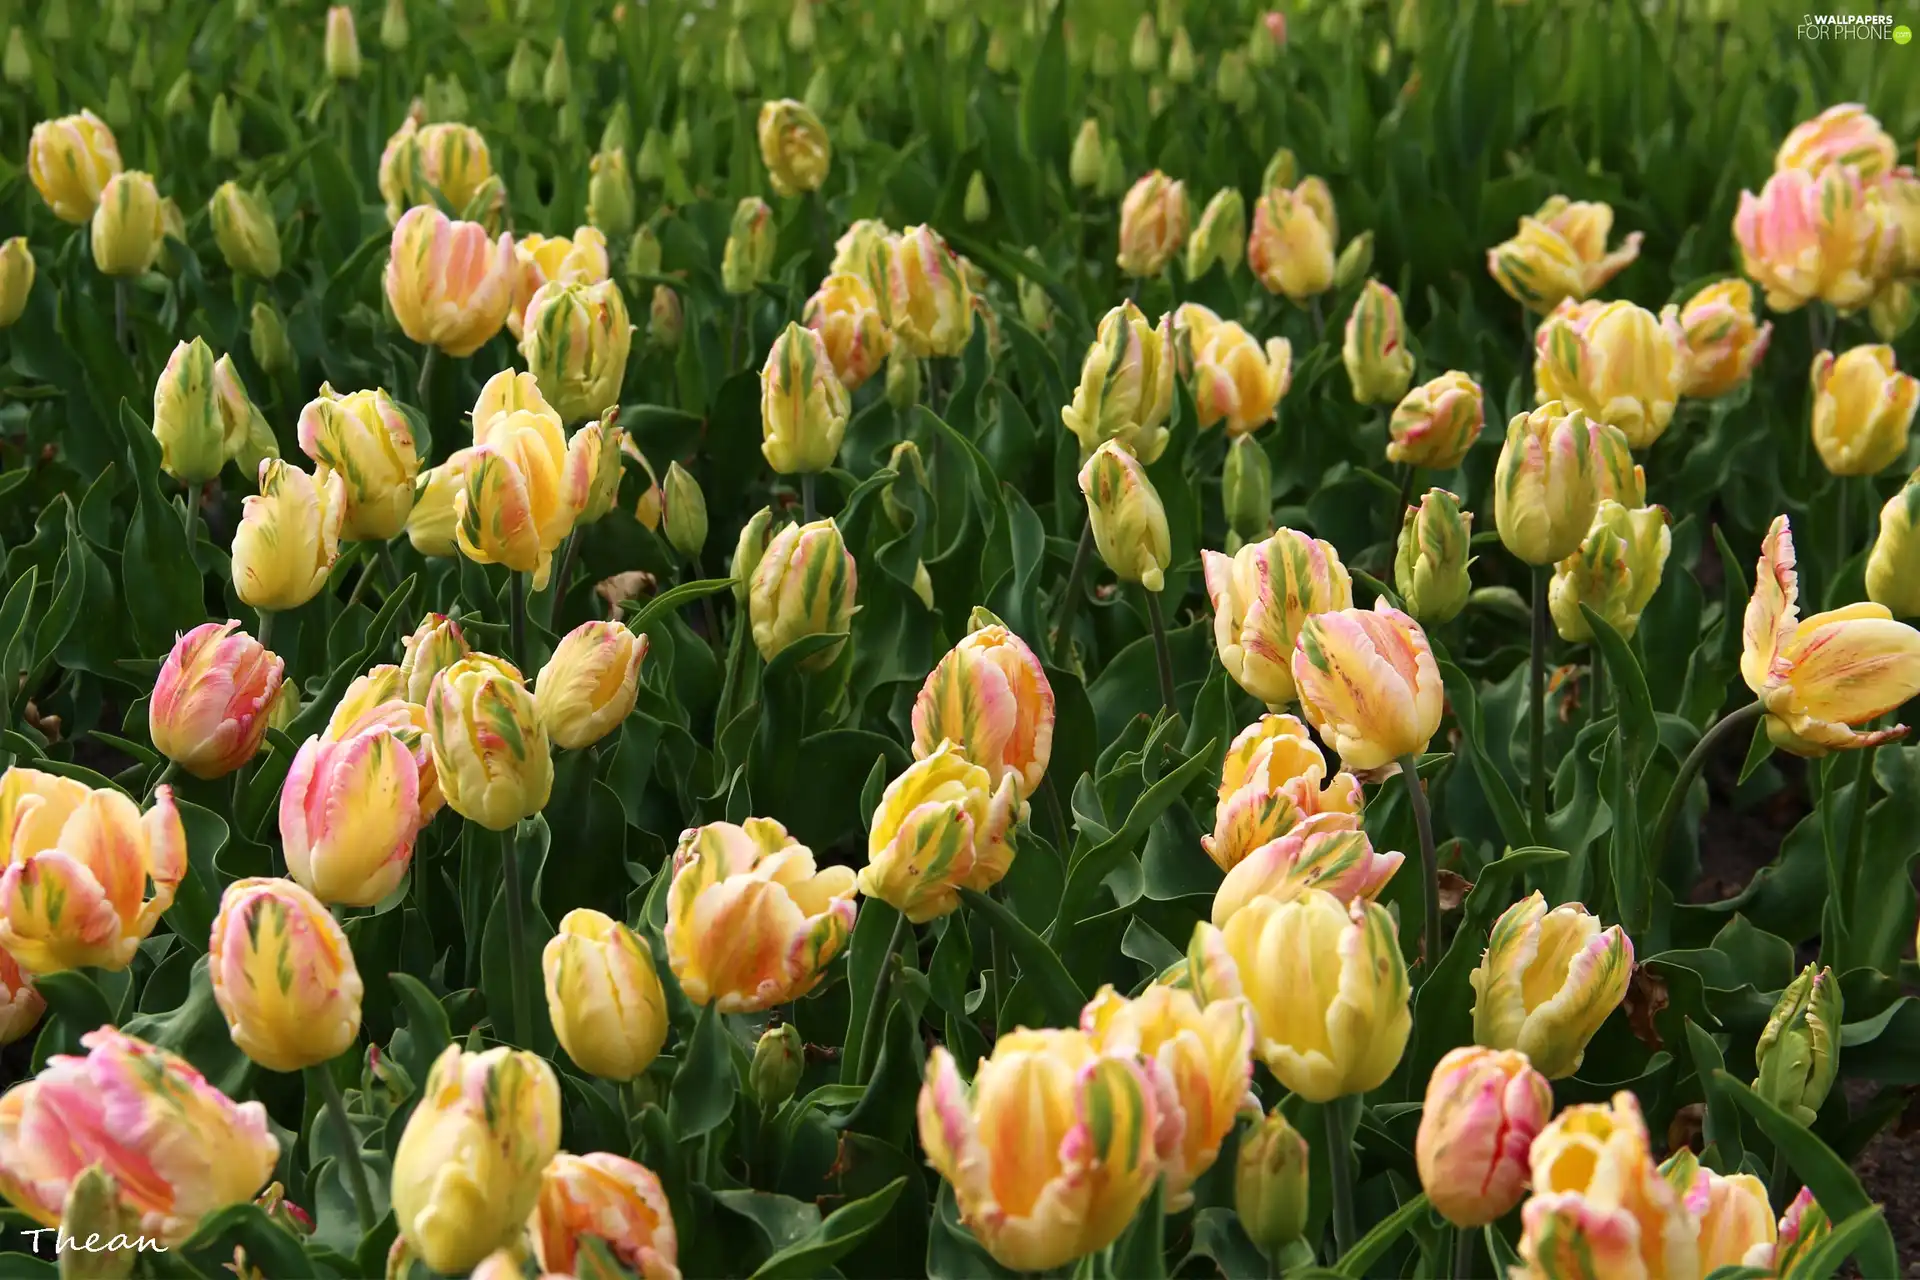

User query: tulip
[830,217,894,287]
[1068,118,1103,190]
[377,119,500,227]
[0,949,43,1047]
[1533,299,1688,449]
[1080,441,1171,592]
[1204,713,1362,872]
[585,147,636,241]
[542,908,668,1081]
[0,769,186,974]
[1203,529,1352,708]
[1884,168,1920,277]
[406,450,472,558]
[89,170,164,277]
[1515,1092,1698,1279]
[918,1028,1172,1272]
[747,517,858,670]
[756,97,831,198]
[1753,963,1842,1125]
[0,1027,278,1244]
[1756,1188,1829,1274]
[150,620,285,780]
[911,622,1054,803]
[535,621,647,750]
[1213,809,1402,926]
[381,0,409,50]
[250,299,294,377]
[152,337,234,485]
[1810,344,1919,477]
[234,459,346,612]
[883,223,974,358]
[802,272,891,392]
[507,228,611,340]
[1685,1168,1776,1273]
[1469,892,1632,1078]
[324,666,441,815]
[427,655,552,831]
[1334,230,1375,291]
[861,742,1018,923]
[398,614,471,704]
[1394,488,1474,626]
[648,283,683,351]
[1191,320,1292,437]
[1185,187,1246,280]
[1189,890,1410,1101]
[154,196,187,277]
[1677,279,1772,399]
[761,322,851,473]
[1743,514,1920,754]
[1494,401,1609,566]
[661,461,707,559]
[1870,279,1919,343]
[323,5,361,78]
[207,93,239,160]
[1867,471,1920,616]
[530,1153,679,1279]
[0,237,33,328]
[1236,1107,1310,1254]
[1291,600,1444,771]
[1222,435,1273,546]
[1734,165,1896,314]
[665,818,858,1011]
[391,1045,561,1275]
[520,278,632,425]
[3,28,27,87]
[1248,183,1335,301]
[721,196,775,296]
[281,725,426,908]
[542,36,571,104]
[27,110,120,224]
[215,353,281,478]
[457,371,591,588]
[1115,171,1189,278]
[297,384,420,541]
[1061,300,1175,463]
[1487,196,1643,313]
[208,181,282,280]
[1415,1046,1552,1227]
[209,877,363,1073]
[1548,500,1670,643]
[1776,102,1897,180]
[1342,279,1415,406]
[384,206,515,358]
[750,1022,805,1108]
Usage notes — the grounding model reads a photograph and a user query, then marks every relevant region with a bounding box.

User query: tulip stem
[1842,738,1878,925]
[1833,475,1851,594]
[1309,295,1324,343]
[1398,753,1440,971]
[143,760,179,804]
[1452,1225,1476,1280]
[255,610,275,653]
[548,532,579,630]
[415,346,437,419]
[1145,589,1177,720]
[1528,565,1549,843]
[309,1065,377,1236]
[1048,520,1097,661]
[501,824,534,1048]
[509,571,529,673]
[1648,699,1765,873]
[853,910,909,1086]
[801,472,817,523]
[1325,1095,1359,1258]
[113,278,130,354]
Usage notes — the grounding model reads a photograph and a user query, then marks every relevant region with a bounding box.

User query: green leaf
[1580,604,1657,774]
[749,1177,907,1280]
[1684,1018,1743,1168]
[1017,0,1068,162]
[388,972,454,1087]
[1788,1204,1893,1280]
[1736,714,1775,785]
[670,1002,736,1139]
[1439,659,1531,850]
[1054,737,1216,929]
[712,1189,823,1253]
[959,887,1086,1026]
[34,969,116,1037]
[182,1204,334,1280]
[627,578,736,638]
[1336,1192,1429,1276]
[1107,1179,1166,1280]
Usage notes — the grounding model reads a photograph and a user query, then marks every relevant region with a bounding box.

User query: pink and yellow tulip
[149,620,285,780]
[1469,893,1632,1079]
[531,1152,681,1279]
[1204,529,1354,709]
[1415,1046,1553,1227]
[384,204,515,357]
[1291,601,1444,771]
[209,877,364,1072]
[860,741,1019,923]
[1203,713,1363,872]
[912,620,1055,804]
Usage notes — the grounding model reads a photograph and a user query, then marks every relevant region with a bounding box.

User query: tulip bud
[1754,963,1842,1125]
[28,110,122,224]
[1493,401,1608,566]
[660,462,708,561]
[1127,13,1160,71]
[1062,301,1175,462]
[597,101,630,157]
[57,1163,140,1279]
[1017,267,1051,333]
[1867,471,1920,617]
[1387,370,1483,471]
[1261,147,1298,194]
[757,98,831,198]
[750,1023,804,1106]
[1810,344,1919,478]
[152,338,230,484]
[520,279,632,425]
[1222,435,1273,545]
[1236,1108,1310,1254]
[731,507,774,603]
[630,125,668,183]
[1080,441,1172,592]
[1166,23,1196,81]
[885,343,921,408]
[1097,139,1127,199]
[210,877,363,1072]
[963,171,990,223]
[542,909,667,1081]
[397,614,471,703]
[505,38,540,101]
[1325,231,1373,296]
[788,0,816,51]
[3,28,29,86]
[621,225,662,288]
[671,116,694,160]
[324,6,361,80]
[130,33,155,92]
[1069,118,1103,190]
[149,620,286,781]
[1675,278,1772,398]
[427,655,552,829]
[761,321,851,474]
[98,75,131,131]
[381,0,409,50]
[540,36,570,104]
[207,93,240,160]
[1395,488,1474,625]
[535,622,646,751]
[234,460,346,612]
[1117,171,1190,279]
[0,237,32,329]
[1549,500,1670,643]
[722,28,755,93]
[1415,1047,1552,1227]
[1186,188,1247,280]
[648,283,682,350]
[748,516,858,669]
[722,196,775,295]
[208,182,281,279]
[90,170,165,278]
[42,0,70,42]
[1343,278,1415,405]
[392,1046,561,1275]
[162,71,192,118]
[1470,892,1632,1078]
[581,147,635,241]
[1215,50,1252,108]
[862,741,1018,921]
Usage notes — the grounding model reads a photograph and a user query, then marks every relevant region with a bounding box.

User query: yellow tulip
[521,278,632,424]
[1204,713,1362,872]
[803,271,892,391]
[1866,470,1920,617]
[1247,183,1335,301]
[1548,500,1671,643]
[747,517,858,669]
[1469,892,1632,1079]
[885,224,974,358]
[1809,344,1918,476]
[860,741,1019,923]
[384,205,515,358]
[757,98,831,196]
[425,655,551,830]
[398,613,472,704]
[1080,440,1171,592]
[1343,279,1415,406]
[233,459,347,612]
[1186,187,1247,280]
[830,217,895,288]
[405,449,473,558]
[1212,810,1404,925]
[530,1152,680,1279]
[1061,300,1175,463]
[1487,196,1642,313]
[507,227,610,340]
[1116,170,1189,278]
[1676,279,1773,399]
[1387,371,1484,470]
[209,877,363,1072]
[721,196,775,296]
[90,170,165,276]
[455,371,591,589]
[1533,299,1687,449]
[1292,601,1444,771]
[541,908,668,1082]
[1191,319,1291,436]
[1493,401,1608,566]
[378,118,501,227]
[911,621,1055,804]
[28,110,121,224]
[282,723,429,908]
[760,321,850,474]
[1203,528,1353,708]
[208,181,282,280]
[534,620,647,750]
[296,383,420,541]
[0,237,34,328]
[1395,487,1475,626]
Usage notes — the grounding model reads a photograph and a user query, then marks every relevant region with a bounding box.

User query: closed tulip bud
[750,1023,804,1106]
[234,460,345,611]
[392,1045,561,1275]
[660,462,707,560]
[1675,278,1772,399]
[1810,344,1919,476]
[1080,441,1172,592]
[756,98,831,198]
[1870,279,1918,342]
[0,1028,278,1243]
[748,517,857,669]
[1166,23,1196,81]
[634,125,667,182]
[1744,514,1920,755]
[625,223,662,282]
[1260,146,1298,193]
[0,949,44,1046]
[298,384,420,541]
[214,354,280,480]
[1396,488,1474,625]
[324,6,361,79]
[1753,963,1842,1125]
[784,0,817,49]
[918,1029,1172,1272]
[1062,300,1175,461]
[885,343,922,408]
[58,1162,141,1278]
[1494,401,1607,565]
[0,238,33,328]
[542,909,667,1081]
[249,300,293,377]
[1190,889,1410,1101]
[28,110,121,224]
[535,621,646,751]
[162,71,193,119]
[959,170,990,224]
[530,1154,678,1279]
[207,93,239,159]
[427,655,552,830]
[1204,530,1353,708]
[761,322,850,474]
[1387,370,1483,471]
[583,147,635,241]
[722,28,755,93]
[0,769,186,973]
[1118,14,1156,71]
[1416,1047,1552,1227]
[1331,231,1374,293]
[90,170,164,278]
[100,75,132,131]
[1292,601,1444,769]
[722,196,775,296]
[1192,319,1292,437]
[912,623,1054,803]
[1097,138,1127,199]
[670,115,693,160]
[405,452,470,558]
[508,227,611,341]
[1248,183,1336,301]
[1186,188,1247,281]
[666,818,857,1010]
[150,621,285,780]
[505,38,540,101]
[803,272,892,392]
[1236,1107,1309,1252]
[1068,118,1103,190]
[1549,500,1670,642]
[521,279,632,425]
[1117,171,1189,278]
[208,182,281,280]
[648,284,682,350]
[886,223,975,357]
[1758,1188,1829,1275]
[731,507,774,602]
[3,28,28,86]
[1517,1092,1697,1279]
[1216,50,1253,108]
[151,338,227,483]
[1488,196,1644,314]
[1776,102,1896,180]
[398,614,470,703]
[385,206,514,357]
[1220,434,1273,545]
[861,742,1018,922]
[1343,278,1414,405]
[1735,165,1895,314]
[1470,892,1632,1078]
[209,878,362,1072]
[598,101,630,157]
[1867,472,1920,616]
[381,0,409,50]
[41,0,70,42]
[1213,809,1402,924]
[540,36,570,104]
